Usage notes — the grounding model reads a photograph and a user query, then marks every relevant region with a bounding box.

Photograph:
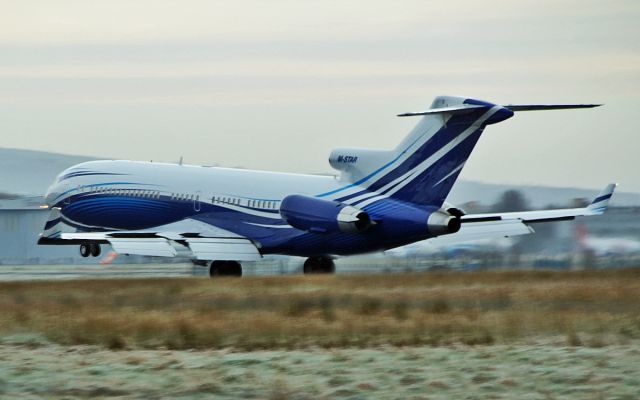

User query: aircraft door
[193,193,201,212]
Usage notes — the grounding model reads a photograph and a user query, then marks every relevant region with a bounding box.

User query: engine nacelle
[280,195,372,234]
[427,210,461,236]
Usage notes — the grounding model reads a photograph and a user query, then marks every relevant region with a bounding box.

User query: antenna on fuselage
[178,156,183,166]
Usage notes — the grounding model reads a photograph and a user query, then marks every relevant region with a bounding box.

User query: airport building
[2,197,639,268]
[0,199,155,265]
[0,205,81,265]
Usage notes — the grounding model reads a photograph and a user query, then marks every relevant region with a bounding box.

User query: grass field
[2,342,639,399]
[1,268,639,350]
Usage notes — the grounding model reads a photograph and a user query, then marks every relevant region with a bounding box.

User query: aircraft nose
[44,185,60,206]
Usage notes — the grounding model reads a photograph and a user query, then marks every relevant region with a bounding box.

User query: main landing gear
[79,243,101,258]
[209,260,243,277]
[303,256,335,274]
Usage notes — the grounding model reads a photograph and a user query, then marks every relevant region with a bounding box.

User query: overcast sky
[1,0,639,192]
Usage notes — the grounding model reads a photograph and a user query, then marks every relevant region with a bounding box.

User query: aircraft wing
[460,183,616,225]
[429,184,616,247]
[39,218,263,261]
[427,220,533,246]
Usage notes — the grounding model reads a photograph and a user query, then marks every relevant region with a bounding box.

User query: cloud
[0,0,638,191]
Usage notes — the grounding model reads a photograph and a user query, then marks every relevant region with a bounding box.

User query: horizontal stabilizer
[397,104,486,117]
[398,103,601,117]
[505,104,602,111]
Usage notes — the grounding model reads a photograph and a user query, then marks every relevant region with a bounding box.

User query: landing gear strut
[303,256,335,274]
[80,243,101,258]
[209,261,242,277]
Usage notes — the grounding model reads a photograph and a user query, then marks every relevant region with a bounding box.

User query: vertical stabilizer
[328,96,513,207]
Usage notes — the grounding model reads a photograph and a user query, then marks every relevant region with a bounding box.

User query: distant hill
[448,180,640,208]
[2,147,639,207]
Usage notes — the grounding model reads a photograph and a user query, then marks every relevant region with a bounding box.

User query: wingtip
[600,182,618,196]
[587,183,617,214]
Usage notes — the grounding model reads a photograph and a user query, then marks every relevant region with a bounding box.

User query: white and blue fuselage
[44,160,442,256]
[40,96,609,267]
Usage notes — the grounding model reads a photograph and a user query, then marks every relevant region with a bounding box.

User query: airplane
[575,223,640,256]
[385,235,515,260]
[37,95,616,276]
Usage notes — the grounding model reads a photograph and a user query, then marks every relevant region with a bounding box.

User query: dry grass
[1,268,639,350]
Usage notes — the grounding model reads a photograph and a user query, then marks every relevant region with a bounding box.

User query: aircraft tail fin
[328,96,512,207]
[327,96,602,209]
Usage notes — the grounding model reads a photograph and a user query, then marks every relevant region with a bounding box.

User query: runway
[0,259,302,280]
[0,263,199,281]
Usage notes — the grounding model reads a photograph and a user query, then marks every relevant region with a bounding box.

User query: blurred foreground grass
[1,268,639,350]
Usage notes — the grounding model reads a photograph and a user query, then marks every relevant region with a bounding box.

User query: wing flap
[428,220,533,246]
[109,238,178,257]
[187,238,262,261]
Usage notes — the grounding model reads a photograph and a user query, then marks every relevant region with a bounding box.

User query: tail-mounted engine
[280,195,373,234]
[427,209,461,236]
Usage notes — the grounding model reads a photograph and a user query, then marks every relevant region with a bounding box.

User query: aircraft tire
[303,257,335,274]
[90,243,101,257]
[209,261,243,277]
[79,243,91,258]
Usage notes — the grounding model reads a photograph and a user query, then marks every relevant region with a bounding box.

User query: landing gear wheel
[90,243,101,257]
[209,261,243,277]
[79,243,91,258]
[303,256,335,274]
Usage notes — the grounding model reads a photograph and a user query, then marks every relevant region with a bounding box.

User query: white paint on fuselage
[45,160,348,209]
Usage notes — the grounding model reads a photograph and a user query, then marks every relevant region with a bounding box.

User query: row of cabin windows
[88,186,161,199]
[211,196,279,210]
[250,199,278,210]
[212,196,240,206]
[84,186,279,210]
[171,193,198,201]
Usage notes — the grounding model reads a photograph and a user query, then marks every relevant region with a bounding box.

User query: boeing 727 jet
[38,96,615,276]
